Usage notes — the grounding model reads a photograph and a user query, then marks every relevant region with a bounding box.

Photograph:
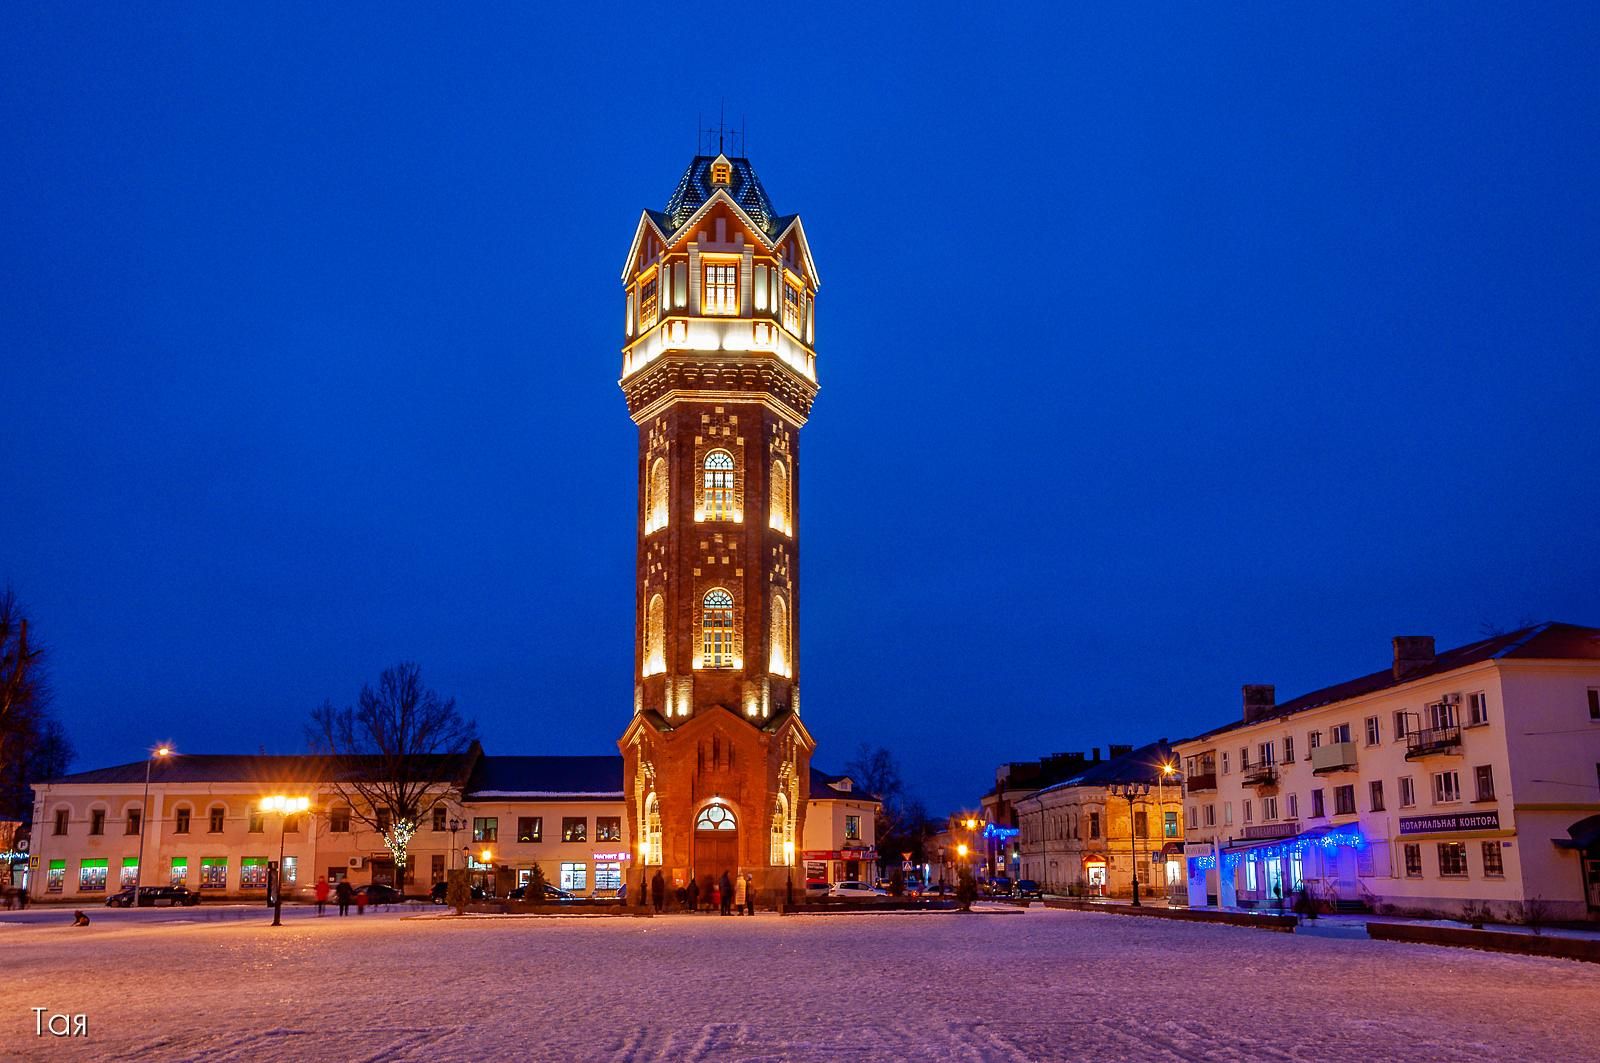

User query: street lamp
[448,817,464,872]
[260,795,310,926]
[131,746,172,906]
[1157,761,1178,904]
[1108,782,1151,906]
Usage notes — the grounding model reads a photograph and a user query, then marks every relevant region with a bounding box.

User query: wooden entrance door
[693,802,740,888]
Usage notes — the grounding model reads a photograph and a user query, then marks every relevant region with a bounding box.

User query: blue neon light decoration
[981,824,1020,842]
[1219,827,1366,873]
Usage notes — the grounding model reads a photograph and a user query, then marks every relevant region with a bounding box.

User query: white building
[1175,623,1600,922]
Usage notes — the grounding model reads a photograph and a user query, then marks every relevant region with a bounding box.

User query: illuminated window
[647,457,669,533]
[201,858,228,889]
[472,816,498,842]
[696,802,736,830]
[703,450,735,521]
[644,792,662,865]
[702,589,735,668]
[768,595,789,677]
[643,594,666,676]
[639,275,659,329]
[597,817,622,842]
[711,160,732,185]
[703,263,738,315]
[241,857,269,890]
[560,862,588,891]
[79,859,108,892]
[562,817,588,843]
[769,459,789,533]
[782,282,800,332]
[169,857,187,887]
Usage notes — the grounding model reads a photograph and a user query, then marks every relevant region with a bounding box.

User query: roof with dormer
[664,154,780,234]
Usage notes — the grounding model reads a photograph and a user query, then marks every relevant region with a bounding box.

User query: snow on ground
[5,904,1600,1062]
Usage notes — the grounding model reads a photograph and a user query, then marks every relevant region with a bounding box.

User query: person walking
[733,871,748,916]
[744,872,755,916]
[719,871,733,916]
[314,876,330,917]
[686,876,700,914]
[651,870,665,914]
[335,878,353,916]
[712,877,723,915]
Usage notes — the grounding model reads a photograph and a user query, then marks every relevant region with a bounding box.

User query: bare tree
[308,663,478,886]
[0,588,69,827]
[0,588,45,744]
[843,743,925,855]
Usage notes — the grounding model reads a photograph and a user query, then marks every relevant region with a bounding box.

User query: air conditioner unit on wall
[1442,693,1461,705]
[349,856,364,869]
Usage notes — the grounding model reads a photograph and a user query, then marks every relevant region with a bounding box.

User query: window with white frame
[1311,789,1325,818]
[1333,785,1356,816]
[1481,841,1504,877]
[1262,796,1278,820]
[1286,793,1298,820]
[1223,803,1232,826]
[1221,752,1230,775]
[559,862,588,892]
[702,263,738,315]
[1329,722,1352,744]
[1368,780,1385,812]
[1437,842,1468,878]
[1399,776,1416,808]
[1258,741,1275,765]
[1364,716,1380,746]
[701,588,736,667]
[1283,735,1294,764]
[1241,800,1252,824]
[1432,771,1461,804]
[1468,691,1490,726]
[1474,765,1495,801]
[1393,710,1409,739]
[1430,699,1458,730]
[1204,804,1215,827]
[1307,730,1321,754]
[1403,843,1422,877]
[703,451,736,521]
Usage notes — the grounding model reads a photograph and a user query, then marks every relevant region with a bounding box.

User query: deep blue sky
[4,7,1598,814]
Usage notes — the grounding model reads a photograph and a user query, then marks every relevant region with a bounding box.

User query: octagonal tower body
[617,154,820,903]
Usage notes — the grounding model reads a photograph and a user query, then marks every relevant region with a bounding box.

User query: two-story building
[1175,623,1600,922]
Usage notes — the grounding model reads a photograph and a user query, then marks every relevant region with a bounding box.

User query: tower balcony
[622,316,816,383]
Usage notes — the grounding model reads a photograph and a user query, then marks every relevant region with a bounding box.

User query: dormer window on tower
[782,281,801,333]
[638,275,658,331]
[703,263,738,315]
[711,160,732,185]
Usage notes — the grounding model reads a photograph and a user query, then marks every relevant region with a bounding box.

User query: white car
[827,881,887,899]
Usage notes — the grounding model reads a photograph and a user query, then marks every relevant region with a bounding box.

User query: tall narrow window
[644,792,662,865]
[711,160,732,185]
[638,275,659,330]
[703,451,735,521]
[647,457,669,533]
[768,595,790,678]
[702,589,735,668]
[703,263,738,315]
[771,792,791,864]
[782,282,800,332]
[769,459,790,533]
[644,594,666,677]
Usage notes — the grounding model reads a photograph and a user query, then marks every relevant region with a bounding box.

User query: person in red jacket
[314,877,330,916]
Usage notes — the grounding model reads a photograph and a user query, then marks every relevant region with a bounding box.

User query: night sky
[4,7,1598,815]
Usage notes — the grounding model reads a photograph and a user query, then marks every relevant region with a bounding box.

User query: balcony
[1241,764,1278,788]
[1405,725,1463,760]
[1311,741,1359,775]
[1184,772,1217,794]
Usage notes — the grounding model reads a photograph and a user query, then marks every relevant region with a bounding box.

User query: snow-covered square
[5,905,1600,1061]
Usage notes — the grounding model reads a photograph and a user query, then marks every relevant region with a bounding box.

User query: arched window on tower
[770,792,792,865]
[644,792,662,865]
[646,457,669,533]
[702,589,735,669]
[696,802,736,831]
[643,594,666,677]
[768,594,790,678]
[769,458,790,534]
[703,450,735,521]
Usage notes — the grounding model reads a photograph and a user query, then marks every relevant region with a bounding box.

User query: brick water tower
[617,150,821,903]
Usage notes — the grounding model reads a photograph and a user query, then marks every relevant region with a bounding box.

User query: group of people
[313,876,366,916]
[650,869,755,915]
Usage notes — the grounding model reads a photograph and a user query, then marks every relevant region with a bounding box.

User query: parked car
[429,881,489,904]
[804,879,830,898]
[354,883,405,907]
[1013,879,1043,899]
[827,881,887,899]
[508,883,576,902]
[105,885,200,908]
[980,876,1014,897]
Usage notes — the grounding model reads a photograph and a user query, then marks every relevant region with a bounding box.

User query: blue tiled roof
[663,155,778,234]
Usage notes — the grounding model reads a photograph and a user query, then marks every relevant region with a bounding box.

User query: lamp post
[131,746,171,905]
[448,818,464,872]
[261,795,310,926]
[1108,782,1151,906]
[1158,761,1178,902]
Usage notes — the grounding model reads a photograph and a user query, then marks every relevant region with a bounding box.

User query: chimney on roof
[1108,743,1133,759]
[1242,684,1276,724]
[1091,747,1101,762]
[1392,635,1436,679]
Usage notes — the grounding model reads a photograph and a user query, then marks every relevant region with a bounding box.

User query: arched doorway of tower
[693,800,739,890]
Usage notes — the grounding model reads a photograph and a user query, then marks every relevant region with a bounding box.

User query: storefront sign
[591,851,631,861]
[1398,811,1500,835]
[1241,821,1298,841]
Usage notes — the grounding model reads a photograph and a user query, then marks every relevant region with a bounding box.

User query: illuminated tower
[617,152,820,900]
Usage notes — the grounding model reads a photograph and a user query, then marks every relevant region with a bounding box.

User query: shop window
[282,857,298,886]
[517,817,542,843]
[1437,842,1468,878]
[242,858,269,890]
[201,859,228,890]
[46,860,65,892]
[562,817,588,843]
[1481,842,1504,878]
[1404,844,1422,878]
[79,859,108,892]
[120,858,139,888]
[595,862,623,892]
[169,858,188,887]
[472,817,498,843]
[560,862,588,892]
[596,817,622,842]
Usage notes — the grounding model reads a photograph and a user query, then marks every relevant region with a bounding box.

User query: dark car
[353,883,405,907]
[1013,879,1043,899]
[508,883,575,902]
[981,877,1014,897]
[106,885,199,908]
[430,881,488,904]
